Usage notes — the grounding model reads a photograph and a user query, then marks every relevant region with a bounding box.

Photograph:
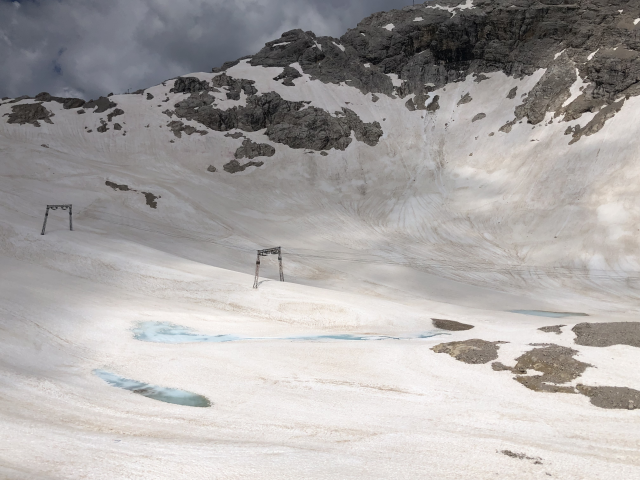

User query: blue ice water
[510,310,589,318]
[94,369,211,407]
[133,321,445,344]
[133,322,245,343]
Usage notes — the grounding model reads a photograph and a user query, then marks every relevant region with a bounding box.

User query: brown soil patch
[573,322,640,348]
[577,385,640,410]
[492,344,590,393]
[538,325,565,335]
[432,319,474,331]
[432,339,505,364]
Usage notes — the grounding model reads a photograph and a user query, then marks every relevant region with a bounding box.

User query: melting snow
[414,17,424,22]
[332,41,345,52]
[635,18,640,25]
[426,0,475,16]
[94,369,211,407]
[562,70,590,108]
[387,73,403,87]
[587,49,599,61]
[554,49,566,60]
[383,23,395,31]
[272,42,290,48]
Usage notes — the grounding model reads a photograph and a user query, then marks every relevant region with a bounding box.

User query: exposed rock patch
[234,138,276,159]
[171,77,211,94]
[500,450,543,465]
[106,181,160,209]
[250,29,394,96]
[142,192,159,209]
[106,181,131,192]
[211,73,257,100]
[457,93,472,106]
[173,91,382,151]
[35,92,85,109]
[425,95,440,112]
[405,93,431,111]
[493,344,590,394]
[507,87,518,100]
[167,120,208,138]
[274,66,302,86]
[432,319,474,331]
[432,339,504,364]
[515,55,577,125]
[572,322,640,348]
[499,119,517,134]
[538,325,565,335]
[107,108,124,122]
[577,385,640,410]
[207,165,217,172]
[568,99,625,144]
[224,132,244,139]
[472,113,486,122]
[147,93,154,100]
[5,103,54,127]
[223,159,264,173]
[84,97,117,114]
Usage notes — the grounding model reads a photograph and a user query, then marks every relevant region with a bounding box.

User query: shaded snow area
[2,3,640,479]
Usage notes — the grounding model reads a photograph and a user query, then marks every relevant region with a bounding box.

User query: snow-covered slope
[2,1,640,478]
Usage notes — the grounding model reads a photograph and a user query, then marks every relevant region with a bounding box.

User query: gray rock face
[173,90,382,151]
[273,66,302,86]
[34,92,85,109]
[211,73,257,100]
[5,103,54,127]
[515,54,577,125]
[405,93,432,111]
[240,1,640,135]
[171,77,210,94]
[107,108,124,122]
[471,113,486,122]
[167,120,208,138]
[223,159,264,173]
[84,96,117,113]
[234,138,276,159]
[426,95,440,112]
[250,29,394,96]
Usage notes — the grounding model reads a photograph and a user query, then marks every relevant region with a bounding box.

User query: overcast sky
[0,0,416,100]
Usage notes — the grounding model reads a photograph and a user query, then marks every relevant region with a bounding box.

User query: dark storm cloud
[0,0,415,99]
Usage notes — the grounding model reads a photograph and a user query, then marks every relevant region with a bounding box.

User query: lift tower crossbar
[253,247,284,289]
[41,204,73,235]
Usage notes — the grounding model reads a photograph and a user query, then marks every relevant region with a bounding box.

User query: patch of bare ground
[572,322,640,347]
[538,325,565,335]
[431,319,474,331]
[492,344,590,393]
[576,385,640,410]
[431,339,505,364]
[500,450,543,465]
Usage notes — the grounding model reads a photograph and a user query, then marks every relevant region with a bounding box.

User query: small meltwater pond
[133,321,444,344]
[94,369,211,407]
[510,310,589,318]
